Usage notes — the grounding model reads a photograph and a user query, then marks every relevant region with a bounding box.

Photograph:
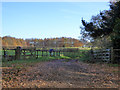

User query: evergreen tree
[81,1,120,49]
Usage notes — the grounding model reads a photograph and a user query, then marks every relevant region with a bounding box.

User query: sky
[2,2,110,40]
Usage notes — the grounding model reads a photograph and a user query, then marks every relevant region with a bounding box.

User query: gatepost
[15,46,21,60]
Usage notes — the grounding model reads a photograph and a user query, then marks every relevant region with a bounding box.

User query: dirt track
[2,59,119,88]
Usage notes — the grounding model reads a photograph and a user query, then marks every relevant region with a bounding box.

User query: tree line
[80,0,120,63]
[1,36,83,48]
[81,0,120,49]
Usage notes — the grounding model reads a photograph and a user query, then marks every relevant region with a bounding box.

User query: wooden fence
[92,49,111,62]
[2,47,63,61]
[92,47,120,63]
[112,48,120,63]
[2,46,81,61]
[2,46,120,63]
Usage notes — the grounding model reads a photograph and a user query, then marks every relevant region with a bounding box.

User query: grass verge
[2,56,71,68]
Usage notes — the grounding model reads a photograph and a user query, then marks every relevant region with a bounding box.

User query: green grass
[2,55,71,67]
[2,50,15,55]
[2,50,85,68]
[62,50,89,59]
[2,47,91,68]
[108,63,120,67]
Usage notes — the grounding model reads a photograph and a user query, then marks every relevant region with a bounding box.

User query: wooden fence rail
[112,49,120,63]
[2,47,64,61]
[92,47,120,63]
[2,46,120,63]
[92,49,111,62]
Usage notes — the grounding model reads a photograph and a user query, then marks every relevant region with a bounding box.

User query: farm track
[2,59,119,88]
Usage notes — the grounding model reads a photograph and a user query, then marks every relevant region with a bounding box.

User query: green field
[2,48,91,68]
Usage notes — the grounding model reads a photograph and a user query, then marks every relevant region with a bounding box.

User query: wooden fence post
[111,47,114,63]
[46,50,47,56]
[59,51,60,56]
[42,50,43,56]
[36,50,38,59]
[53,51,55,57]
[34,47,36,58]
[3,48,6,58]
[30,49,33,56]
[90,49,94,62]
[15,46,21,60]
[23,49,26,59]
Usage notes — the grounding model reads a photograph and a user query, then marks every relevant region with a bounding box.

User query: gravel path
[2,59,119,88]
